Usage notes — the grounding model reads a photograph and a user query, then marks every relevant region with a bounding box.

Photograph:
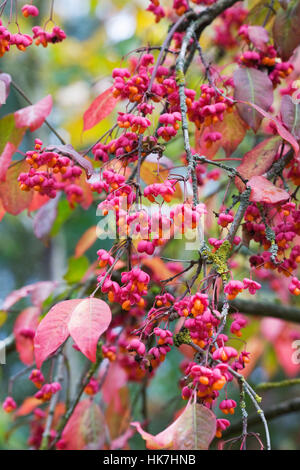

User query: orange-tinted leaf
[131,402,216,450]
[75,226,98,258]
[248,175,290,204]
[0,160,33,215]
[83,87,119,132]
[77,172,94,209]
[61,400,106,450]
[142,257,177,284]
[15,95,53,132]
[235,136,281,192]
[15,397,43,417]
[140,161,169,185]
[67,298,112,362]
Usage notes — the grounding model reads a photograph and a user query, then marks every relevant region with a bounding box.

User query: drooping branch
[225,297,300,324]
[223,397,300,438]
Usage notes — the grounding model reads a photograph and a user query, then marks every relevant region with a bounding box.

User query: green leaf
[64,256,89,284]
[0,114,25,155]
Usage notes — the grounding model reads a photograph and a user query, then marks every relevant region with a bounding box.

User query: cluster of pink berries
[144,179,177,202]
[0,20,32,56]
[34,382,61,402]
[117,112,151,134]
[84,377,99,395]
[18,139,83,206]
[0,4,66,58]
[32,26,66,47]
[224,278,261,300]
[289,277,300,296]
[218,211,234,228]
[146,0,165,22]
[230,313,248,337]
[97,249,114,268]
[21,4,39,17]
[238,26,293,86]
[2,396,17,413]
[98,267,150,311]
[245,202,300,281]
[29,369,45,389]
[188,83,234,129]
[157,112,182,141]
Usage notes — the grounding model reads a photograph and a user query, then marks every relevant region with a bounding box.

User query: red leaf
[280,94,300,139]
[68,298,112,362]
[15,95,53,132]
[0,160,33,215]
[34,299,82,369]
[34,297,112,367]
[238,100,300,157]
[0,142,16,181]
[234,67,274,132]
[83,87,119,132]
[2,281,57,311]
[13,307,40,365]
[235,136,282,192]
[74,226,98,258]
[248,175,290,204]
[61,400,106,450]
[131,403,216,450]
